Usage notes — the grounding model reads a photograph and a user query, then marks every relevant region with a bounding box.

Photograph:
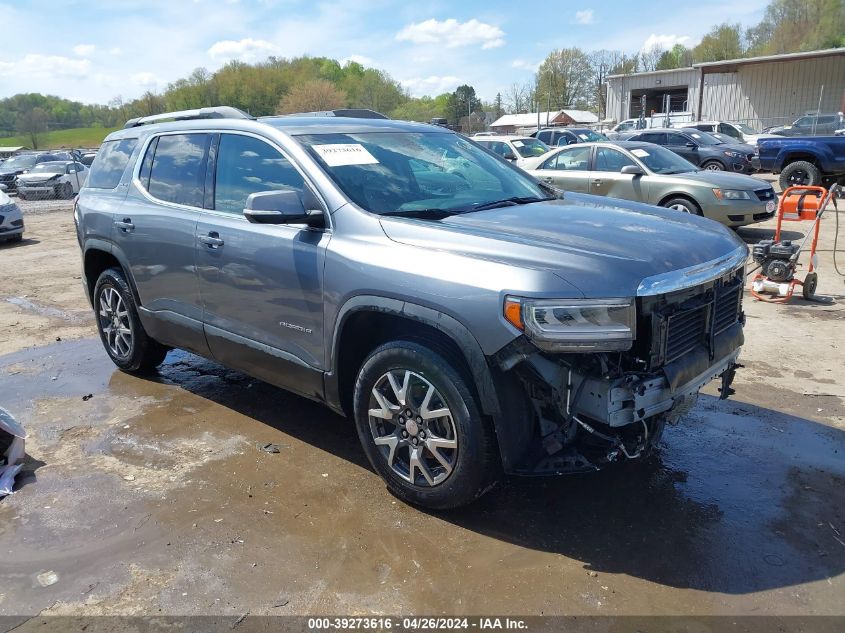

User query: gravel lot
[1,192,843,619]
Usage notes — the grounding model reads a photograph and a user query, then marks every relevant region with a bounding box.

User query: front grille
[714,283,741,334]
[755,188,775,201]
[665,305,708,363]
[0,174,14,183]
[644,269,744,368]
[753,211,775,221]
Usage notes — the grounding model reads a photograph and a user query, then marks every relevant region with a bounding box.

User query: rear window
[146,134,210,208]
[87,139,137,189]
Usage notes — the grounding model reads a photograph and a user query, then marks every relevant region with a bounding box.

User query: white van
[608,112,693,138]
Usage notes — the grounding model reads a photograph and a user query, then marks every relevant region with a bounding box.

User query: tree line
[1,0,841,145]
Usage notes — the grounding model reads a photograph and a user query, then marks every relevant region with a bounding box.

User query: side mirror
[685,141,697,148]
[503,151,517,161]
[620,165,644,175]
[243,189,324,228]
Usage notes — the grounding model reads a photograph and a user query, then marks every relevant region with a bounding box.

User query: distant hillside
[0,126,120,150]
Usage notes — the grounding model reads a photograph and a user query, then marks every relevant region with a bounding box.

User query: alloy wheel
[98,286,133,358]
[368,369,458,487]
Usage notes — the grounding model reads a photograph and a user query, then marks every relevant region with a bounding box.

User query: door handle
[198,232,224,248]
[114,218,134,232]
[542,176,554,183]
[593,179,603,186]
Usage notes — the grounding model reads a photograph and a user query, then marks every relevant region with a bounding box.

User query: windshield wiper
[456,196,556,213]
[380,208,458,219]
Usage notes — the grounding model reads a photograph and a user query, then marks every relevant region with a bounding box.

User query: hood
[379,194,747,298]
[17,172,59,182]
[670,170,771,190]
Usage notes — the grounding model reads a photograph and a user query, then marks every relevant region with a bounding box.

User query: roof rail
[124,106,255,129]
[277,108,389,120]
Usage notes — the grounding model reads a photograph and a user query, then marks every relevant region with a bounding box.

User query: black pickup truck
[757,136,845,190]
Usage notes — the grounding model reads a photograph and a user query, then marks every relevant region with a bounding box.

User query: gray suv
[76,107,747,509]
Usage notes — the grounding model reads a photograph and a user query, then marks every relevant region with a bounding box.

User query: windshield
[32,163,65,174]
[685,130,722,145]
[629,144,698,175]
[572,130,607,142]
[511,138,549,158]
[297,131,549,215]
[2,155,37,170]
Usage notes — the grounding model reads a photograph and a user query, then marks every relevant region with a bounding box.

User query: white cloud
[340,54,374,67]
[574,9,594,25]
[207,37,280,61]
[511,58,540,71]
[641,33,691,51]
[108,47,122,56]
[73,44,96,56]
[131,72,160,88]
[400,75,462,96]
[0,54,91,78]
[396,18,504,50]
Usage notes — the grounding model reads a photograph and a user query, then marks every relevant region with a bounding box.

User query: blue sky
[0,0,771,105]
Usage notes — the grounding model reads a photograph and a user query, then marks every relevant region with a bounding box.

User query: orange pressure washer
[749,185,839,303]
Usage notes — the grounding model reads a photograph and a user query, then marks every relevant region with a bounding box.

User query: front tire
[701,160,724,171]
[662,197,702,216]
[353,341,499,509]
[93,268,168,373]
[779,161,821,189]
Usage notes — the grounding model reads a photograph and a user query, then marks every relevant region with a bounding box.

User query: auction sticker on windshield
[631,149,650,157]
[312,144,379,167]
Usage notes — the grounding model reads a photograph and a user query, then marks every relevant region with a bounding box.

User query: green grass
[0,126,121,150]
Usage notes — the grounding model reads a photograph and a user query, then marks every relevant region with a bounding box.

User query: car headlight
[503,296,635,352]
[723,150,745,158]
[713,189,751,200]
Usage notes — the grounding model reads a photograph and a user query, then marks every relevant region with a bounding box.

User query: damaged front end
[1,407,26,497]
[496,251,746,475]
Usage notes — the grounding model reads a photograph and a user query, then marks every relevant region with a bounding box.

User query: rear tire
[93,268,168,373]
[353,340,499,509]
[662,197,702,216]
[779,161,821,190]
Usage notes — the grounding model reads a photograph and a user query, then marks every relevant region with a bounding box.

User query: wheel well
[782,153,818,167]
[84,249,123,300]
[336,310,479,417]
[658,193,700,210]
[701,158,725,167]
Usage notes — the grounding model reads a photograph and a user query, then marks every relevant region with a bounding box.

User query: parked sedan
[624,128,757,174]
[16,161,88,200]
[522,141,776,227]
[0,189,24,243]
[473,135,549,167]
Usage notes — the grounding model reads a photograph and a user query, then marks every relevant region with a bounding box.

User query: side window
[594,147,636,172]
[718,123,738,138]
[666,133,688,146]
[537,131,551,144]
[147,134,210,208]
[214,134,305,215]
[640,132,666,145]
[542,147,591,170]
[86,139,138,189]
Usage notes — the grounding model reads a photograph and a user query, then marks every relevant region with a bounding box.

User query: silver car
[523,141,776,227]
[0,190,24,243]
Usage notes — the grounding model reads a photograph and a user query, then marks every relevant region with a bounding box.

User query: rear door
[589,146,647,202]
[113,132,211,356]
[530,145,592,193]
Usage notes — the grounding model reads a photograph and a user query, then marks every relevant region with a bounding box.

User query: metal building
[605,47,845,129]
